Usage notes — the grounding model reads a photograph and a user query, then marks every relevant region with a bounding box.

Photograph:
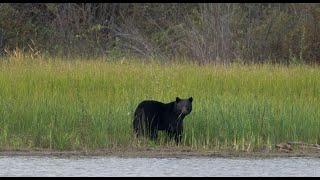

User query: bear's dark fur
[133,97,193,144]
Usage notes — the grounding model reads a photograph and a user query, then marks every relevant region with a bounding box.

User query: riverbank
[1,146,319,158]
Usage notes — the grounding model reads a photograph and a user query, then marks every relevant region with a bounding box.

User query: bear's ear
[189,97,193,102]
[176,97,181,102]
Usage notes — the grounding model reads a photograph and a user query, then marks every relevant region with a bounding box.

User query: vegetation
[0,3,319,153]
[0,56,319,151]
[0,3,320,64]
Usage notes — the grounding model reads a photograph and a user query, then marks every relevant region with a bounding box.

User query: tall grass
[0,57,319,151]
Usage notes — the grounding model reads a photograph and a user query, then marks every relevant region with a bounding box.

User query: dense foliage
[0,3,319,64]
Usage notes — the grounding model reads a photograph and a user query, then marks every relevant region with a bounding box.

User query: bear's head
[175,97,193,116]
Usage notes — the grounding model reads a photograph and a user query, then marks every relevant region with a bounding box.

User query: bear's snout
[181,107,189,114]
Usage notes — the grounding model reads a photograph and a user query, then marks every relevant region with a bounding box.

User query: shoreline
[1,147,319,158]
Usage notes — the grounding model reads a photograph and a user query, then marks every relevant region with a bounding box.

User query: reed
[0,57,319,151]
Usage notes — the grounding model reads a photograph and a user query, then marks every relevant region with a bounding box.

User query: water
[0,156,319,176]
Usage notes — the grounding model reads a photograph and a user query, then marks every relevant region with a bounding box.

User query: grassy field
[0,57,319,152]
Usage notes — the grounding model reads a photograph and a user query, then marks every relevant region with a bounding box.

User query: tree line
[0,3,319,64]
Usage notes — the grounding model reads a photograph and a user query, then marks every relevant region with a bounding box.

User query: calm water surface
[0,156,319,176]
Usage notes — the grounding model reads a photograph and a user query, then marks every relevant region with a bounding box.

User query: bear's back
[136,100,166,113]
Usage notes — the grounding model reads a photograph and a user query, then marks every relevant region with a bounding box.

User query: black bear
[133,97,193,144]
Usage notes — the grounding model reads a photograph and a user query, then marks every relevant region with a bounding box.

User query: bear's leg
[174,130,183,144]
[166,130,175,141]
[150,128,158,141]
[133,117,143,137]
[133,108,147,138]
[133,120,139,137]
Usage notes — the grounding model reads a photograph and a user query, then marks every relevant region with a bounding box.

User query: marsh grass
[0,56,319,151]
